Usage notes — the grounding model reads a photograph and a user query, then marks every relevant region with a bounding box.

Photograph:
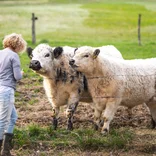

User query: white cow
[70,46,156,134]
[27,44,123,130]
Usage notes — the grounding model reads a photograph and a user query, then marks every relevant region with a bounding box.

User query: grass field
[0,0,155,70]
[0,0,156,60]
[0,0,156,155]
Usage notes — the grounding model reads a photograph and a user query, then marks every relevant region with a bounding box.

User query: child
[0,33,27,156]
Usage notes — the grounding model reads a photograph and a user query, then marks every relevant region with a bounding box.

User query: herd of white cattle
[27,44,156,134]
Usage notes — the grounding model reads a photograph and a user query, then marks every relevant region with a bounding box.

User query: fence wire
[18,71,156,100]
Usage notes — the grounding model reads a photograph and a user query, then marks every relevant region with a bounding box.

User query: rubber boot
[1,133,13,156]
[0,140,3,155]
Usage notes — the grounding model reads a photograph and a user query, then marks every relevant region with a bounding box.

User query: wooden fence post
[32,13,38,44]
[138,14,141,46]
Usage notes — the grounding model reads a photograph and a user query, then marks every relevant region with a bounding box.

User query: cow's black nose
[69,59,75,66]
[29,60,41,70]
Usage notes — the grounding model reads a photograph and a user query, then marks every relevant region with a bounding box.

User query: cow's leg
[66,102,79,130]
[66,94,79,130]
[151,118,156,129]
[146,100,156,129]
[51,107,60,130]
[93,108,103,130]
[101,99,120,134]
[92,99,107,131]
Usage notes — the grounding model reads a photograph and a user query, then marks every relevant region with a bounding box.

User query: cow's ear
[53,47,63,59]
[93,49,100,59]
[74,48,78,55]
[26,47,33,59]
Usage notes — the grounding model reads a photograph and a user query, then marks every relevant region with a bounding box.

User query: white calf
[70,46,156,133]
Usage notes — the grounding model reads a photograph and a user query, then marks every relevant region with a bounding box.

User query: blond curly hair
[3,33,27,53]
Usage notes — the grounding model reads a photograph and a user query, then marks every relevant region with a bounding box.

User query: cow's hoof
[99,120,104,127]
[101,128,108,135]
[52,118,58,130]
[94,124,99,131]
[151,118,156,129]
[67,122,73,131]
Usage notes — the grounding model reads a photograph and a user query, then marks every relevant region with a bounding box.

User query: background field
[0,0,156,155]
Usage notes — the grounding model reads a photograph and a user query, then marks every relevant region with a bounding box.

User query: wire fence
[18,70,156,101]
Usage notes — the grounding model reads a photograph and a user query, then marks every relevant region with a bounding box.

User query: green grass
[14,124,133,150]
[83,4,156,36]
[0,0,155,66]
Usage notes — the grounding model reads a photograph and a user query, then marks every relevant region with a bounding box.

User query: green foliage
[15,91,20,97]
[72,128,133,150]
[13,126,133,151]
[82,3,156,44]
[14,128,30,148]
[28,99,39,105]
[114,42,156,59]
[28,124,49,140]
[0,0,155,48]
[14,124,56,148]
[83,4,156,28]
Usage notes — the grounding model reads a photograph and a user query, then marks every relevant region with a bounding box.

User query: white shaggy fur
[93,45,123,59]
[28,44,123,129]
[71,46,156,133]
[29,44,91,129]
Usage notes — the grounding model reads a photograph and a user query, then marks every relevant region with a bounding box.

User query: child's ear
[93,49,100,59]
[26,47,33,59]
[53,47,63,59]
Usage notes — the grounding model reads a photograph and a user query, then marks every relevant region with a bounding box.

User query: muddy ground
[11,77,156,156]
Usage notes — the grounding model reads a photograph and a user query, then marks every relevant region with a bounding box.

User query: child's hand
[21,69,24,75]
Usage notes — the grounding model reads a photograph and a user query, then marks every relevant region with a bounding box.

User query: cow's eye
[45,53,50,57]
[84,54,89,57]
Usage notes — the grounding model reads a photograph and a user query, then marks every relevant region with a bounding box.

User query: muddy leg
[52,107,60,130]
[151,118,156,129]
[66,102,79,130]
[52,117,58,130]
[94,108,103,131]
[146,101,156,129]
[143,101,156,129]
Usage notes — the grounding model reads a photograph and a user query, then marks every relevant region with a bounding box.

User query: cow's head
[28,44,54,75]
[53,46,77,73]
[69,46,100,74]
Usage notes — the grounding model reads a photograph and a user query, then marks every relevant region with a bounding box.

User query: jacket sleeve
[12,54,23,81]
